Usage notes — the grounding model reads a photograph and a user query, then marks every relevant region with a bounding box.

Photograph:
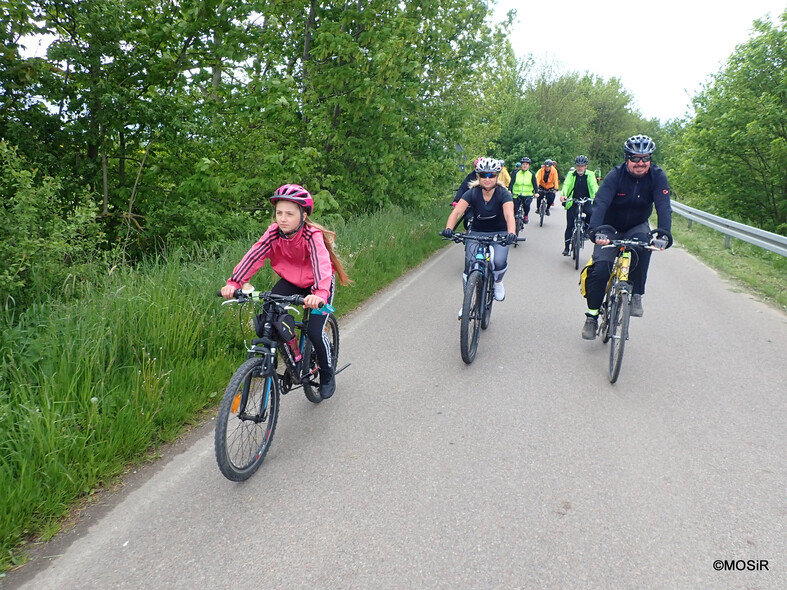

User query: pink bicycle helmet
[270,184,313,214]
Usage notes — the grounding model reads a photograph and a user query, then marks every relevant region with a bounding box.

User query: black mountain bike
[537,189,554,226]
[569,197,591,270]
[444,232,518,364]
[214,289,345,481]
[514,196,526,242]
[594,227,673,383]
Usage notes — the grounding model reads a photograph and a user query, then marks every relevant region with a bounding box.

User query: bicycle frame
[444,231,512,364]
[224,291,317,395]
[593,226,672,383]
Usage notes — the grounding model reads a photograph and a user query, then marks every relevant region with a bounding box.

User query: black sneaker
[582,314,598,340]
[319,372,336,399]
[630,294,643,317]
[545,209,550,216]
[562,247,570,256]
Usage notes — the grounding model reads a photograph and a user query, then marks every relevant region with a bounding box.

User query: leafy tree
[664,11,787,233]
[497,65,645,176]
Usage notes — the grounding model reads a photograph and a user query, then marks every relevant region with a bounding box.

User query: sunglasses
[628,155,652,163]
[478,172,498,179]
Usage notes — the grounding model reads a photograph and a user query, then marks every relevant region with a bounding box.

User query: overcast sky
[494,0,786,122]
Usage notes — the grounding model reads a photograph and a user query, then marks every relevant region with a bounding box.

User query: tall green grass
[0,202,448,571]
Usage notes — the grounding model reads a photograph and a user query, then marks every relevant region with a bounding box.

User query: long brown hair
[305,218,352,286]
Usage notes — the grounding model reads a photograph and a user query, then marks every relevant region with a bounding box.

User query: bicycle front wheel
[515,210,524,239]
[481,274,494,330]
[215,357,280,481]
[608,292,631,383]
[539,200,546,227]
[572,228,582,270]
[302,313,340,404]
[460,270,483,364]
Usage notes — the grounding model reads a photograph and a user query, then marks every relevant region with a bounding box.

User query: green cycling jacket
[511,168,536,196]
[562,170,599,209]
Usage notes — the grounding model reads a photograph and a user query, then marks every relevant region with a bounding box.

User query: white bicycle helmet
[475,157,503,174]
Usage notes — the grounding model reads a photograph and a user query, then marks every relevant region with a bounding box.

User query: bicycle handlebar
[216,289,309,307]
[590,225,674,250]
[441,232,522,245]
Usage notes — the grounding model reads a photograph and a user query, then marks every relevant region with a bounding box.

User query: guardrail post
[724,235,731,249]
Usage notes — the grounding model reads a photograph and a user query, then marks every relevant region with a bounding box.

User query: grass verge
[671,215,787,311]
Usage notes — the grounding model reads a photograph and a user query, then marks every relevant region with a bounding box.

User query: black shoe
[582,314,598,340]
[562,247,570,256]
[319,372,336,399]
[545,209,550,216]
[630,294,644,317]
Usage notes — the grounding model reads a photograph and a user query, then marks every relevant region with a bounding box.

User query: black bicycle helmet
[623,134,656,155]
[574,155,589,165]
[544,159,553,166]
[521,157,531,163]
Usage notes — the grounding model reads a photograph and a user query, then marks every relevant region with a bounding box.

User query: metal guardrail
[671,200,787,257]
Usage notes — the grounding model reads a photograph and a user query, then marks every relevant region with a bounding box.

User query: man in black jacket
[582,135,672,339]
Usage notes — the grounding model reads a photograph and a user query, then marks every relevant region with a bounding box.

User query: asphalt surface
[5,208,786,589]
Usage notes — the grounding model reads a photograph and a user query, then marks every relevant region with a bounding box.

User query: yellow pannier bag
[579,256,594,297]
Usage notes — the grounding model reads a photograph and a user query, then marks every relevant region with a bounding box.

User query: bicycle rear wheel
[215,357,280,481]
[608,292,631,383]
[302,313,340,404]
[460,270,483,364]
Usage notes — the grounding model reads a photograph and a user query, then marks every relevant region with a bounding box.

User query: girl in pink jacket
[221,184,350,399]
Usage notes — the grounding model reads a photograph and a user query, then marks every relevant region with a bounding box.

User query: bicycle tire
[608,292,631,383]
[515,210,524,239]
[539,200,546,227]
[215,357,280,481]
[600,295,613,344]
[460,270,483,364]
[302,313,340,404]
[481,274,494,330]
[572,227,582,270]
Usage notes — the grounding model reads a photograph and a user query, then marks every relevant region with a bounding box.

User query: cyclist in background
[441,157,517,314]
[509,156,538,224]
[499,161,512,189]
[560,155,598,256]
[581,135,672,339]
[536,159,560,216]
[221,184,352,398]
[452,157,480,230]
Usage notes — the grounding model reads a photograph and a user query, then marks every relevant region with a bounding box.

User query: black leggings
[272,277,336,376]
[515,195,533,217]
[564,201,593,243]
[537,189,555,210]
[584,222,652,310]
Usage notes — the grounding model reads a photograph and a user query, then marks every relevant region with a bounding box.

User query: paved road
[5,211,786,589]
